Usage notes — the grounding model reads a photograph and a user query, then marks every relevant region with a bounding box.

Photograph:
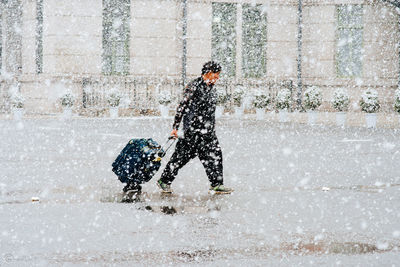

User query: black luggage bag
[112,138,174,185]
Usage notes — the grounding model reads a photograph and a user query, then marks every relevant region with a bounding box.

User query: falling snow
[1,0,400,266]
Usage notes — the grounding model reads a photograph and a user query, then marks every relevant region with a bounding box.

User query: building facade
[0,0,399,115]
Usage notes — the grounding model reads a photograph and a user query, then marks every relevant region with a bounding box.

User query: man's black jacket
[172,77,217,135]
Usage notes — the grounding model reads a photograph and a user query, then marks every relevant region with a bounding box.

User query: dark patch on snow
[5,241,396,265]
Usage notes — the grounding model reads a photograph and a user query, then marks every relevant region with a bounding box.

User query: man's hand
[170,129,178,139]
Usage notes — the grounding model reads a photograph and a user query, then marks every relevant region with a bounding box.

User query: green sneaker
[209,184,234,194]
[157,179,172,193]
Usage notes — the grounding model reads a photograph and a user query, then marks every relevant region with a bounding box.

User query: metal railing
[80,76,181,114]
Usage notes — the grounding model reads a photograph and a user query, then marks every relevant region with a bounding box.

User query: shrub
[10,93,24,109]
[303,86,322,111]
[359,88,380,113]
[331,88,350,112]
[216,88,230,106]
[158,91,172,105]
[107,90,122,107]
[394,89,400,113]
[275,89,291,110]
[252,90,271,109]
[60,92,75,108]
[232,87,245,107]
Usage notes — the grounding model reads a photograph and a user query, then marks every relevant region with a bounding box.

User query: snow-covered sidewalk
[1,110,400,128]
[1,117,399,266]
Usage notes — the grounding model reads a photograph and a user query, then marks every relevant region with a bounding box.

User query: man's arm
[170,83,195,138]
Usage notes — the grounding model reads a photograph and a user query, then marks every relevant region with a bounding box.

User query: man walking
[157,61,233,194]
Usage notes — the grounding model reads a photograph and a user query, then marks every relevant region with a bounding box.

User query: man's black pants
[160,132,223,187]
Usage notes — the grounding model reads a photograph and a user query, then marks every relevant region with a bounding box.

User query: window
[102,0,130,75]
[36,0,43,74]
[242,4,267,78]
[212,3,236,77]
[336,5,363,77]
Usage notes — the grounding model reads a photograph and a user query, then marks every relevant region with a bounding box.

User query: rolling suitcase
[112,137,175,185]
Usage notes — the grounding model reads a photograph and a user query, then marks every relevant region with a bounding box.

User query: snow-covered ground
[1,117,399,266]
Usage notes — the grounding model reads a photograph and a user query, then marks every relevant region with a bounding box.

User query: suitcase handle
[158,137,176,158]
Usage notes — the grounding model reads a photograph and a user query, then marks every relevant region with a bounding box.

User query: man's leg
[198,135,223,187]
[160,137,197,185]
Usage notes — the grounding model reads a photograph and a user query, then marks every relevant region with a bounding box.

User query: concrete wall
[43,0,102,75]
[21,0,36,75]
[303,5,336,82]
[301,1,399,111]
[131,0,180,76]
[267,4,298,80]
[186,1,212,78]
[20,0,103,113]
[363,2,399,107]
[1,0,399,115]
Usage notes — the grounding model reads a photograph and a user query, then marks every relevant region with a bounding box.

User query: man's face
[202,71,220,86]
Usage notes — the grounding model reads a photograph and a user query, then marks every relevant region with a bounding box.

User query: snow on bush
[158,91,172,105]
[216,88,230,106]
[10,93,24,108]
[107,90,122,107]
[232,87,245,107]
[393,88,400,113]
[303,86,322,111]
[60,92,75,108]
[331,88,350,112]
[252,90,271,109]
[275,89,291,110]
[359,88,380,113]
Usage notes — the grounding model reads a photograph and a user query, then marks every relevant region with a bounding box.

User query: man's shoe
[157,179,172,193]
[209,184,234,194]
